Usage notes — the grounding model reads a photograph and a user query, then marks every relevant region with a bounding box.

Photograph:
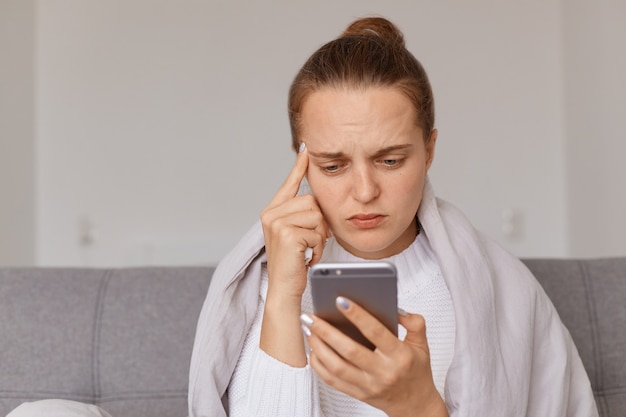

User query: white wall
[1,0,623,267]
[425,1,567,257]
[564,0,626,257]
[0,0,35,266]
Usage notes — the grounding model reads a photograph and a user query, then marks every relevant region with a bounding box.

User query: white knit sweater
[228,232,455,417]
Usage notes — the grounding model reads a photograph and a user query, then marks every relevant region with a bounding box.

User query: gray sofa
[1,258,625,417]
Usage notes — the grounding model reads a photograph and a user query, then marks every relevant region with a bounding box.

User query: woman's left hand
[303,298,448,417]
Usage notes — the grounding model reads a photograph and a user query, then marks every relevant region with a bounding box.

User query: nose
[351,164,380,203]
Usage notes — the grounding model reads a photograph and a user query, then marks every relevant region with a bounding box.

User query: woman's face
[301,86,436,259]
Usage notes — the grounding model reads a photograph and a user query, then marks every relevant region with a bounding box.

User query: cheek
[307,175,339,213]
[307,169,329,194]
[393,168,427,211]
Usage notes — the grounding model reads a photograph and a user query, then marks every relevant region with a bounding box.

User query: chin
[338,219,419,256]
[338,234,402,260]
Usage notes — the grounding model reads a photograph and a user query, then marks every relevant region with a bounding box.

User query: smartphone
[308,261,398,350]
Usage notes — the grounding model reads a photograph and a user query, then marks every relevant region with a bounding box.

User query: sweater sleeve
[228,266,321,417]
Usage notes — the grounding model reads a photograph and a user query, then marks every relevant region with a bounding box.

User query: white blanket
[188,179,598,417]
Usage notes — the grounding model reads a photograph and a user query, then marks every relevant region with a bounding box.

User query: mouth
[347,213,387,229]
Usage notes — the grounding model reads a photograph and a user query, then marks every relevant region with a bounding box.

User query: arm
[259,143,329,366]
[228,270,321,417]
[229,143,329,417]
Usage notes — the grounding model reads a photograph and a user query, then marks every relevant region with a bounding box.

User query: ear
[425,129,437,171]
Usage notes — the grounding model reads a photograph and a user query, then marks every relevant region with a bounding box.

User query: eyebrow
[308,144,413,159]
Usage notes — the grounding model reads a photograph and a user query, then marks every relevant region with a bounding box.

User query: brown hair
[288,17,435,151]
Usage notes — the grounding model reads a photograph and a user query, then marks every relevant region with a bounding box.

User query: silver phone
[308,261,398,350]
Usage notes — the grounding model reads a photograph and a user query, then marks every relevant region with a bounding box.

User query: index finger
[336,297,400,355]
[268,142,309,207]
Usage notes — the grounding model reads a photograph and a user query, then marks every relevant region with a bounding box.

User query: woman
[9,15,595,417]
[189,16,597,417]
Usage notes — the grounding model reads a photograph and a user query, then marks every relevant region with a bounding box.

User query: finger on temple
[268,146,309,206]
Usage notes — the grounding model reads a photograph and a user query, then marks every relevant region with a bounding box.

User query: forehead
[300,87,421,149]
[301,86,414,121]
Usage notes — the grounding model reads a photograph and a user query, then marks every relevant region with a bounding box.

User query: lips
[347,213,386,229]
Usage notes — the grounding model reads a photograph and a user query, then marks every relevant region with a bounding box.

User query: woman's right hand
[261,143,329,300]
[259,143,330,366]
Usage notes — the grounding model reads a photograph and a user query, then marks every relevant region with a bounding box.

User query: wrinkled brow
[308,144,413,159]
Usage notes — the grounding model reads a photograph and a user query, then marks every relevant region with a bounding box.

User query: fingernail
[298,142,306,153]
[301,324,311,337]
[336,296,350,310]
[397,308,408,317]
[300,313,314,327]
[304,247,313,265]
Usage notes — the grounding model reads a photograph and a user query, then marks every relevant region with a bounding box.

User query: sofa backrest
[0,259,624,417]
[0,267,213,417]
[524,258,626,417]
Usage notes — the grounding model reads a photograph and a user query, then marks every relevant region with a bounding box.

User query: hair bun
[341,17,405,47]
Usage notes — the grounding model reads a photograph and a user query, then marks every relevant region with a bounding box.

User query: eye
[321,164,341,173]
[318,160,348,175]
[379,157,404,168]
